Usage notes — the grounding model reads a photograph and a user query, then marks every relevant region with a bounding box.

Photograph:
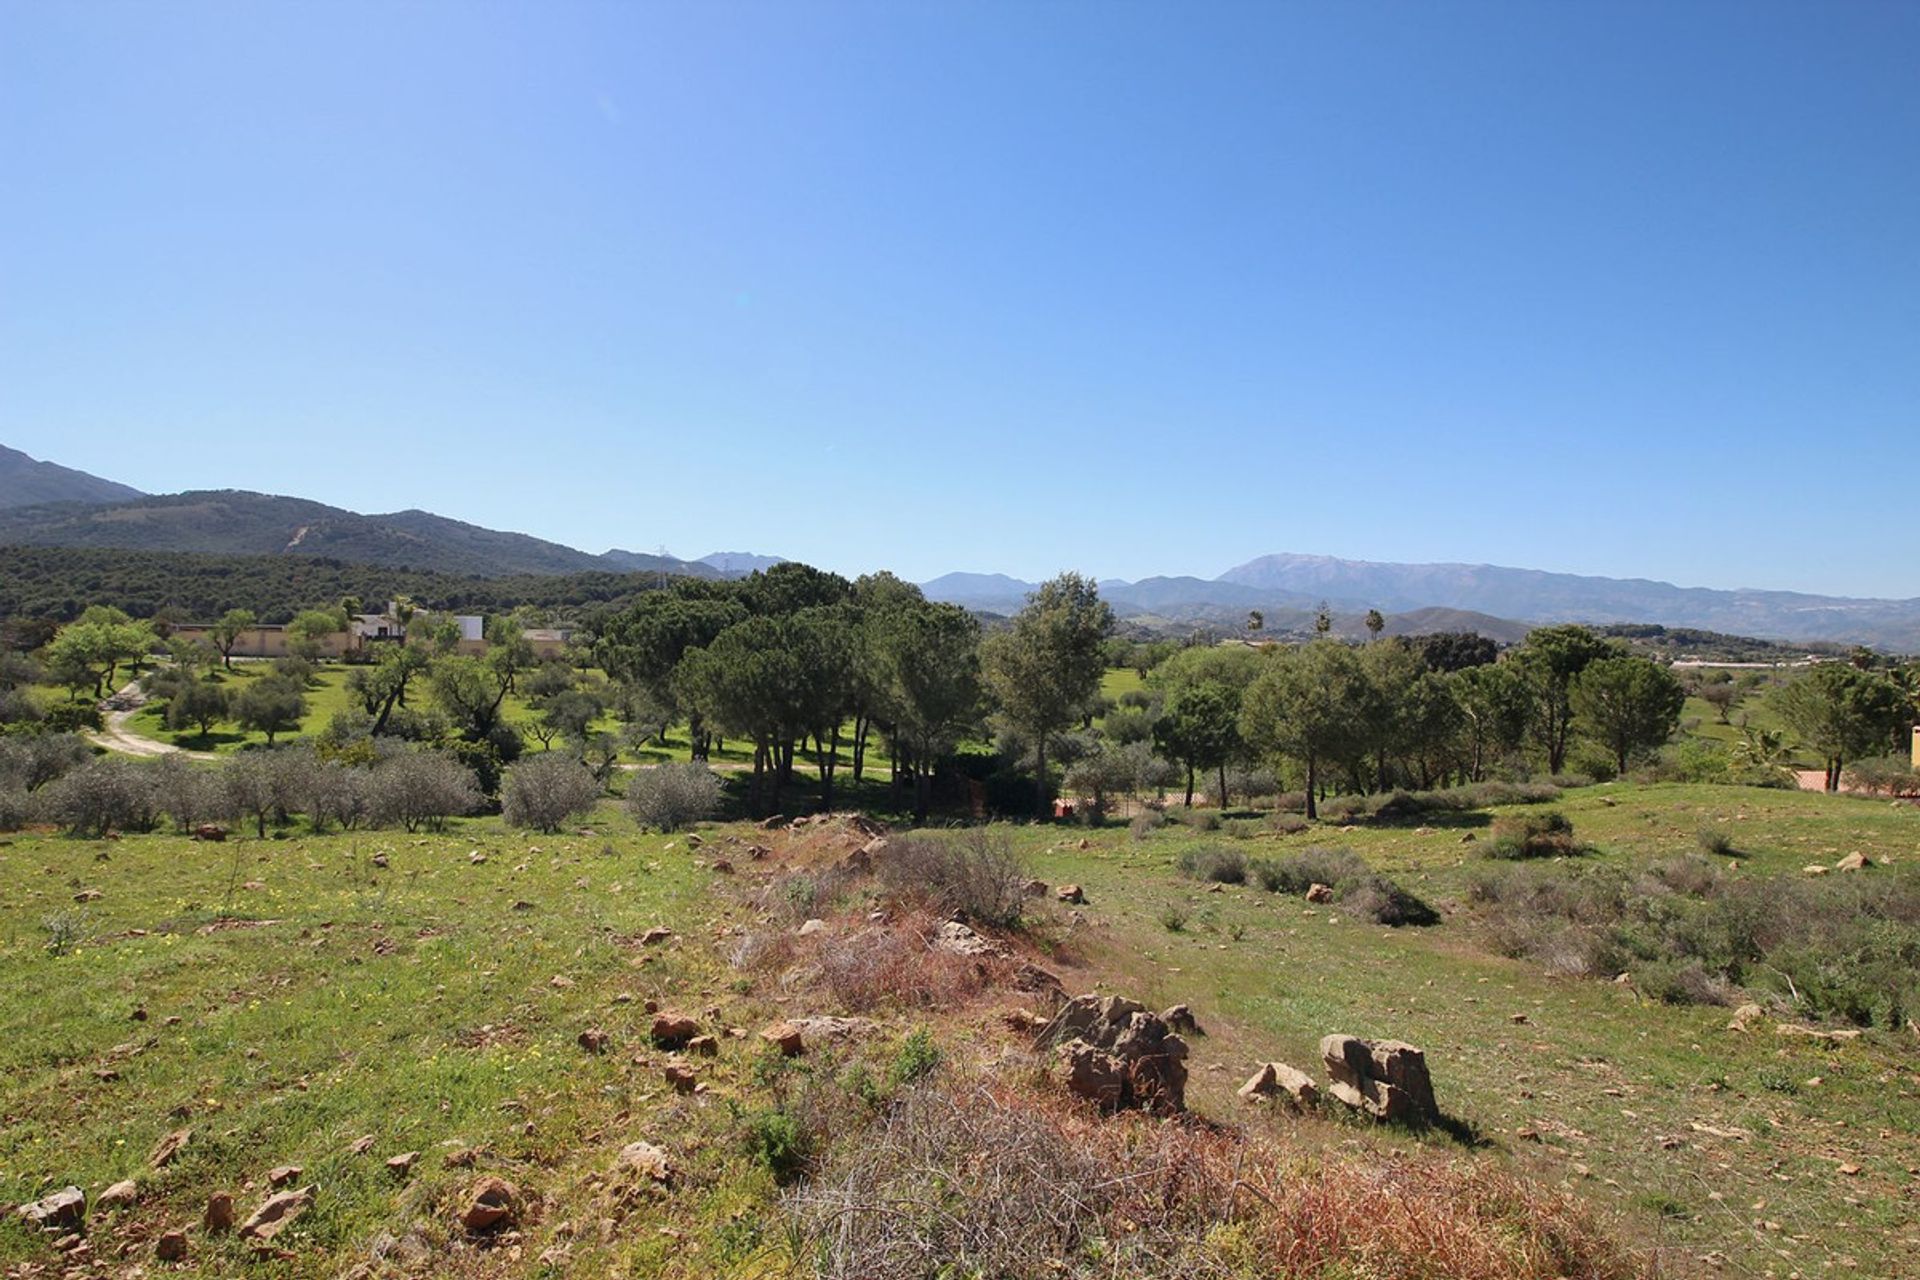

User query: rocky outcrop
[1035,994,1188,1114]
[1320,1035,1438,1125]
[16,1187,85,1233]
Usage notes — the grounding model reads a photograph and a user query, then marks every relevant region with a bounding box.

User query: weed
[1175,845,1247,884]
[1158,904,1189,932]
[1485,811,1581,860]
[42,910,85,956]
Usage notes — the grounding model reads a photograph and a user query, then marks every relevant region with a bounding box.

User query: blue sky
[2,2,1915,596]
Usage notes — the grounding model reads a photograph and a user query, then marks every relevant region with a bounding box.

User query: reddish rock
[760,1022,805,1055]
[663,1063,698,1094]
[203,1193,235,1233]
[577,1028,610,1054]
[150,1128,191,1169]
[239,1187,313,1241]
[650,1013,698,1049]
[460,1177,518,1232]
[16,1186,85,1233]
[155,1230,188,1261]
[266,1164,302,1188]
[1055,884,1085,904]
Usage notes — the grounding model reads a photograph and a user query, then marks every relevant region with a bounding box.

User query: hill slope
[1220,552,1920,648]
[0,490,716,579]
[0,444,144,509]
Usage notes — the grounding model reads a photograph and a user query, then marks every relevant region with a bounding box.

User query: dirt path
[86,681,217,761]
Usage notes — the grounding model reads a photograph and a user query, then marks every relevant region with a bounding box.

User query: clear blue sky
[3,2,1915,596]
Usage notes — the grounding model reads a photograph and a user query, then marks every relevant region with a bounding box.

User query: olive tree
[981,573,1114,816]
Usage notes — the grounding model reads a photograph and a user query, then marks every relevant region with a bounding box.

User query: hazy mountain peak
[0,444,145,510]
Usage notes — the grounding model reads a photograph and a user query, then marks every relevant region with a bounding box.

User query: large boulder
[1035,994,1188,1114]
[1320,1034,1438,1125]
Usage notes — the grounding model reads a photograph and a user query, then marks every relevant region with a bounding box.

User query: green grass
[1014,781,1920,1275]
[6,780,1916,1275]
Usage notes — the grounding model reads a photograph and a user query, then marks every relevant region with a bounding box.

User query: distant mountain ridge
[0,445,144,509]
[0,489,719,580]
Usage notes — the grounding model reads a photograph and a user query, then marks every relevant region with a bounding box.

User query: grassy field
[3,780,1915,1276]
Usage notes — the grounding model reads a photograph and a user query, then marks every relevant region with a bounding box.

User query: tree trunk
[1304,753,1318,821]
[852,714,868,782]
[819,726,840,813]
[1035,736,1050,818]
[1184,763,1195,808]
[1217,762,1228,811]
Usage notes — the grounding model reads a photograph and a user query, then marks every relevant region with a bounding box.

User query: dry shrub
[813,912,1010,1012]
[1487,811,1580,860]
[875,829,1026,928]
[783,1075,1654,1280]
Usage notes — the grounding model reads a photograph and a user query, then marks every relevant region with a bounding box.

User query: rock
[1727,1002,1765,1032]
[1055,884,1085,904]
[371,852,388,868]
[73,888,103,902]
[1460,832,1477,843]
[651,1012,699,1049]
[615,1141,672,1183]
[1320,1035,1439,1125]
[1023,879,1049,897]
[192,824,227,842]
[797,918,828,936]
[386,1151,418,1176]
[577,1028,610,1054]
[1775,1023,1863,1043]
[760,1021,805,1055]
[686,1034,717,1056]
[746,844,770,860]
[469,850,487,864]
[1238,1062,1320,1108]
[240,1186,313,1241]
[155,1230,188,1261]
[1014,963,1065,997]
[16,1186,85,1233]
[1160,1004,1202,1035]
[203,1193,235,1233]
[1802,864,1830,875]
[663,1064,698,1094]
[758,815,788,830]
[710,858,734,874]
[1304,883,1334,904]
[1035,993,1188,1113]
[348,1134,377,1155]
[97,1180,137,1209]
[933,920,1008,959]
[460,1177,518,1232]
[150,1127,191,1168]
[788,1015,874,1045]
[1834,852,1871,872]
[639,926,673,946]
[267,1164,303,1188]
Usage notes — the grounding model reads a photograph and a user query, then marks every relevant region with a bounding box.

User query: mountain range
[0,445,1915,648]
[0,445,145,509]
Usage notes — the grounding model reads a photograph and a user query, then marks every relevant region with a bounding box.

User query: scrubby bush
[151,754,227,833]
[502,752,601,832]
[1269,812,1309,835]
[1128,809,1165,841]
[1250,846,1368,895]
[42,703,103,734]
[875,830,1027,929]
[0,786,35,831]
[1467,856,1920,1027]
[625,762,721,832]
[1486,811,1580,860]
[366,749,482,832]
[1176,845,1247,884]
[1844,756,1920,798]
[1696,826,1737,857]
[39,757,163,836]
[1245,846,1437,927]
[0,732,91,793]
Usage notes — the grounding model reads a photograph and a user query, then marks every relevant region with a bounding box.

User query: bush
[42,703,103,734]
[1340,874,1440,927]
[875,830,1027,929]
[502,752,601,832]
[1250,846,1368,895]
[1486,811,1580,860]
[626,762,722,832]
[0,732,91,793]
[1696,826,1737,857]
[1128,809,1165,841]
[151,754,226,833]
[366,749,482,832]
[743,1106,813,1187]
[1466,856,1920,1028]
[1175,845,1247,884]
[0,786,35,830]
[39,757,163,836]
[1844,756,1920,798]
[1269,812,1309,836]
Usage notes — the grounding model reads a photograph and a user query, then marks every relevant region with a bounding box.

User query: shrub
[626,762,721,832]
[1696,826,1737,857]
[1250,846,1368,895]
[743,1106,812,1187]
[1340,874,1441,927]
[875,830,1026,929]
[887,1028,943,1088]
[366,749,482,832]
[1486,811,1580,860]
[0,733,91,792]
[1269,812,1309,836]
[38,758,163,836]
[151,754,227,833]
[1128,810,1165,841]
[783,1074,1650,1280]
[502,752,601,832]
[811,917,1005,1011]
[0,787,33,831]
[1158,904,1189,932]
[42,703,103,734]
[1844,756,1920,798]
[1175,845,1246,884]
